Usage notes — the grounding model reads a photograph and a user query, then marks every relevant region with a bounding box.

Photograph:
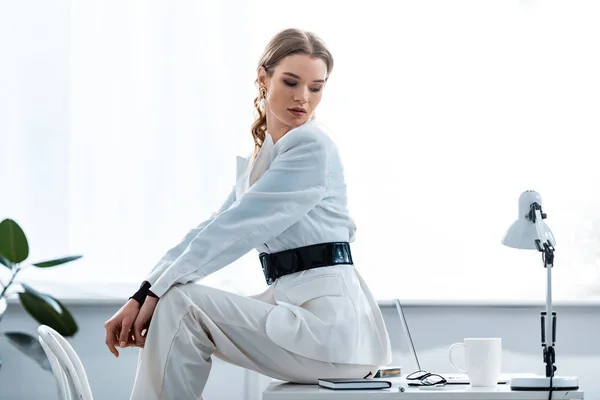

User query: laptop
[393,299,510,385]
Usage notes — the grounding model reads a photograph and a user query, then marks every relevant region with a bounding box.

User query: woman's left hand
[132,296,159,348]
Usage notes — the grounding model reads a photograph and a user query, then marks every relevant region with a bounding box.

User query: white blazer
[145,120,392,366]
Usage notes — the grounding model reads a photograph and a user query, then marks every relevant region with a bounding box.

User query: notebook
[318,378,392,390]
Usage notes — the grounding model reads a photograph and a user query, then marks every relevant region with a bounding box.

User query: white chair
[37,325,93,400]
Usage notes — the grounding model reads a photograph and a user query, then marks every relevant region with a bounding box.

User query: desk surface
[263,379,584,400]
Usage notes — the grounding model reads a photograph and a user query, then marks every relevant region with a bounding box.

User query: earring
[259,87,267,111]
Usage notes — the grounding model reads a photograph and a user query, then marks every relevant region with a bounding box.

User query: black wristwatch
[129,281,158,305]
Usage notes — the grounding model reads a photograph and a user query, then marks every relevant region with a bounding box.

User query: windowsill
[8,297,600,308]
[376,298,600,308]
[5,281,600,308]
[3,281,140,306]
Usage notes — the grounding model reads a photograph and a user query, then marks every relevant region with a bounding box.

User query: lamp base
[511,376,579,391]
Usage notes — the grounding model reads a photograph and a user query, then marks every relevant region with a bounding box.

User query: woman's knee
[152,285,191,320]
[171,282,211,298]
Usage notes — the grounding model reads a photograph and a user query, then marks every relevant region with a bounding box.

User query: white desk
[263,378,584,400]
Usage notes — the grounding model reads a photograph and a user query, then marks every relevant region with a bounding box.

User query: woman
[104,28,392,399]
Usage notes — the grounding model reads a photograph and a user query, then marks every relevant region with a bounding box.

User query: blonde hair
[251,28,334,164]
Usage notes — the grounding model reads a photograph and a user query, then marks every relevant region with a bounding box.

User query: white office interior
[1,1,599,399]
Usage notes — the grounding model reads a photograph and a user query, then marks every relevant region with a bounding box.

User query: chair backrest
[38,325,93,400]
[38,336,73,400]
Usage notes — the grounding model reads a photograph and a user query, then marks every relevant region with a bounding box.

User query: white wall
[1,300,598,399]
[4,0,600,304]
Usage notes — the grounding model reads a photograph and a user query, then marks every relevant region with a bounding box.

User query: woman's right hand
[104,299,140,358]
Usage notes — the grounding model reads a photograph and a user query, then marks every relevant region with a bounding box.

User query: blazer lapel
[236,155,249,180]
[235,133,275,199]
[248,133,274,187]
[235,155,250,200]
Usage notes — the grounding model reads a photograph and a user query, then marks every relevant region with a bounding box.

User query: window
[2,1,599,301]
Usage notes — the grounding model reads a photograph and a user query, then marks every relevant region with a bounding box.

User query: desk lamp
[502,190,579,392]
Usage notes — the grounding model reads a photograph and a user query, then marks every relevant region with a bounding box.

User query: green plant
[0,218,81,371]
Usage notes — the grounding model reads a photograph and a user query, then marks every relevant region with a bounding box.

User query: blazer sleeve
[146,128,330,297]
[143,184,237,286]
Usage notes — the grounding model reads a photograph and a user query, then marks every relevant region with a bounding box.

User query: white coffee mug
[448,338,502,387]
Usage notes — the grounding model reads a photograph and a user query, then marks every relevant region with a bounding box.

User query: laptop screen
[394,298,421,372]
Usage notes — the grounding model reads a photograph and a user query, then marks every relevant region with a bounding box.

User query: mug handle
[448,342,467,374]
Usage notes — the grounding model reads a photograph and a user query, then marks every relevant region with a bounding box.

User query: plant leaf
[0,219,29,264]
[0,297,6,323]
[2,331,51,371]
[33,255,83,268]
[18,284,78,336]
[0,253,13,269]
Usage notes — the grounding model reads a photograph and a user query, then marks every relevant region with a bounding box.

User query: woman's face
[258,54,328,134]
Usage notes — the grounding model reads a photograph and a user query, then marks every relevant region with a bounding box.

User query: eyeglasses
[406,370,447,386]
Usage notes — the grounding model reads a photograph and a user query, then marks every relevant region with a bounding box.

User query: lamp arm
[533,209,549,248]
[533,208,557,378]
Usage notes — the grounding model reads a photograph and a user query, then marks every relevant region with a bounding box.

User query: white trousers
[129,283,377,400]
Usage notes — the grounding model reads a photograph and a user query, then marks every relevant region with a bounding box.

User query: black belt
[259,242,353,285]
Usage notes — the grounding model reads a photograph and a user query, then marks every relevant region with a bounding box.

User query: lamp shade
[502,190,556,250]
